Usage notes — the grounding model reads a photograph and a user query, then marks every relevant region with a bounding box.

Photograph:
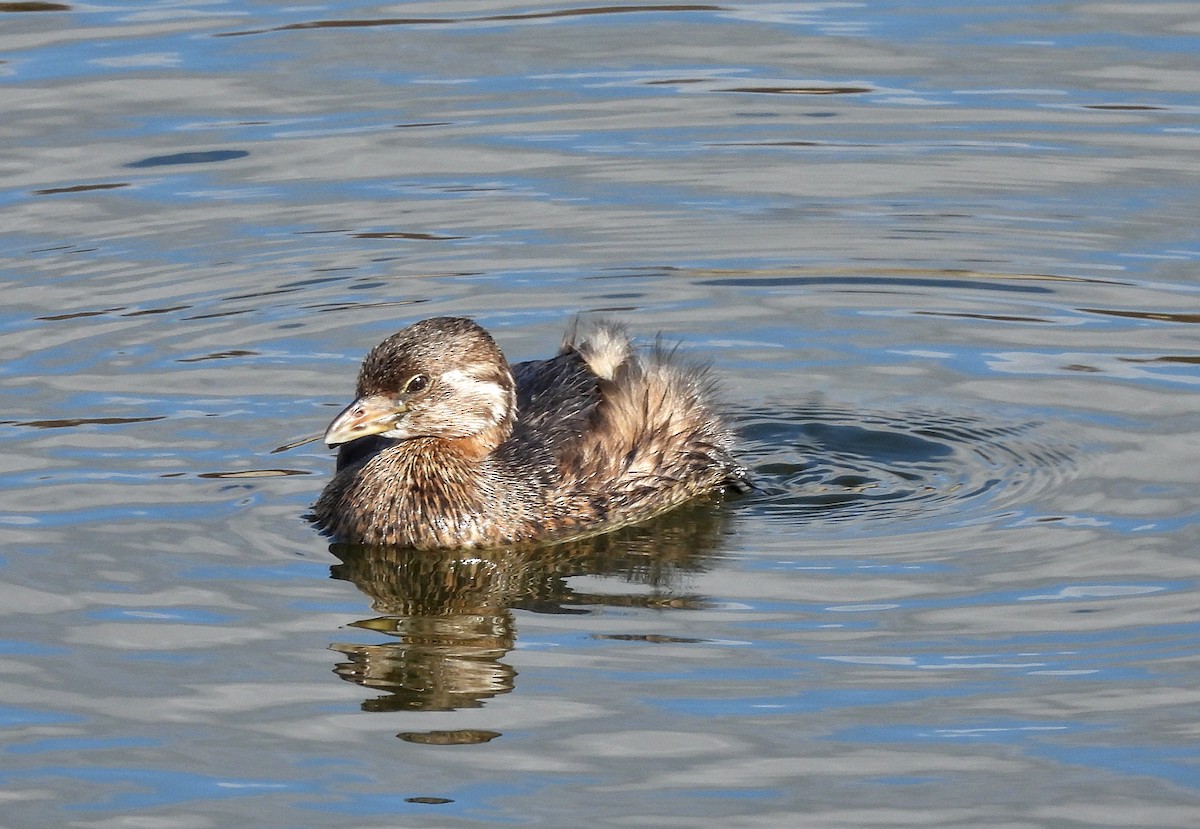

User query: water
[3,1,1200,826]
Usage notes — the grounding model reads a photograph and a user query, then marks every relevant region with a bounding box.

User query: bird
[312,316,748,549]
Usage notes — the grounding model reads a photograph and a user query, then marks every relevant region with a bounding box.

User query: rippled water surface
[3,1,1200,826]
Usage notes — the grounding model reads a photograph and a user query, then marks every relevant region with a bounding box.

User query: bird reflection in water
[327,498,733,712]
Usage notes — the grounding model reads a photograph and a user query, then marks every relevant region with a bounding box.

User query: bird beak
[323,394,405,447]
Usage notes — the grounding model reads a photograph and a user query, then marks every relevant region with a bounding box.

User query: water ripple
[739,403,1075,530]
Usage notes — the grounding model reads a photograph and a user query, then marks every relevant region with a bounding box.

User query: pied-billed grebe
[313,316,748,548]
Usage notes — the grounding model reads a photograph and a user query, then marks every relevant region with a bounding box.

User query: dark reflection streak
[125,150,248,168]
[585,305,641,313]
[215,4,722,37]
[352,232,466,240]
[182,309,254,321]
[33,182,128,196]
[711,140,824,147]
[0,2,71,11]
[7,416,164,429]
[1081,308,1200,324]
[122,305,190,317]
[198,469,310,479]
[435,186,504,193]
[177,349,259,363]
[1119,355,1200,365]
[224,16,458,35]
[915,310,1054,324]
[271,433,323,454]
[593,633,710,643]
[222,286,307,301]
[281,276,352,289]
[1084,104,1165,111]
[474,4,722,22]
[720,86,874,95]
[38,307,125,321]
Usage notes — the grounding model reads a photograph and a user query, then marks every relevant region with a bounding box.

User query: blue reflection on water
[7,736,160,756]
[86,607,239,624]
[21,767,303,811]
[653,686,962,717]
[0,707,80,727]
[1035,743,1200,793]
[0,639,66,655]
[835,721,1200,793]
[126,150,250,168]
[834,721,1082,744]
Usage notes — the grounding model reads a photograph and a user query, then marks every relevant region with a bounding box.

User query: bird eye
[403,374,429,394]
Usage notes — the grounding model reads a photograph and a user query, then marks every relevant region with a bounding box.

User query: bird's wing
[511,349,602,458]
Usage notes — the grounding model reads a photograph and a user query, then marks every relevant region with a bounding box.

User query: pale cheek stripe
[441,369,511,422]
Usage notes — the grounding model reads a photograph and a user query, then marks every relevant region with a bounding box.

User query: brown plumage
[312,316,748,549]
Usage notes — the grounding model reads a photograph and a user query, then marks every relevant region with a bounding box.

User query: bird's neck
[441,424,507,462]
